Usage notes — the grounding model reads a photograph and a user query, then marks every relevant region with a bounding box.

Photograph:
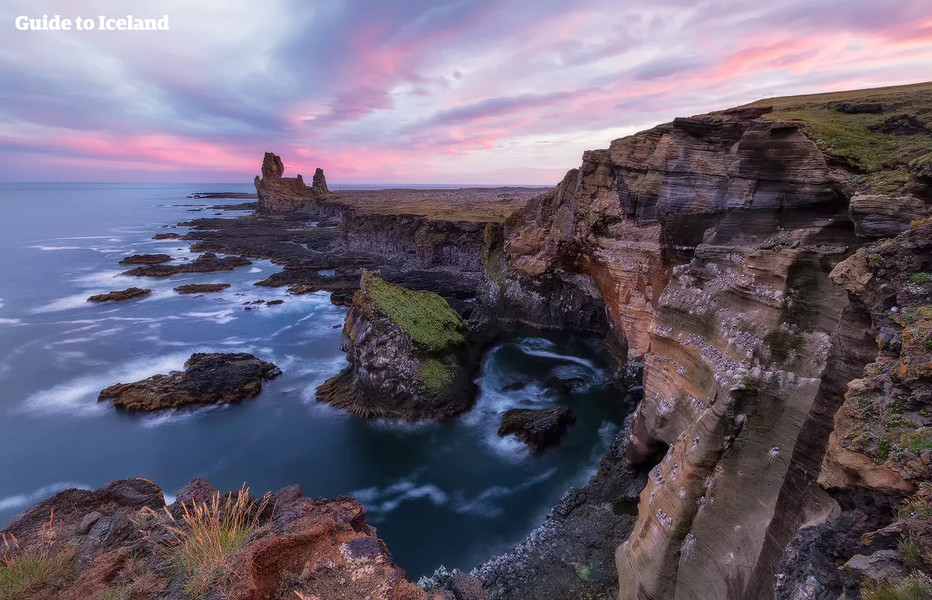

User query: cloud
[0,0,929,184]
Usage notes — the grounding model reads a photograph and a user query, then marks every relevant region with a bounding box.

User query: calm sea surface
[0,182,624,577]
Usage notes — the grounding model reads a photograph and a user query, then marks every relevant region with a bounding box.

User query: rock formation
[0,477,469,600]
[119,253,172,265]
[253,152,332,213]
[316,271,479,420]
[497,406,576,453]
[87,287,152,302]
[483,84,931,600]
[173,283,231,294]
[98,353,281,411]
[122,251,251,277]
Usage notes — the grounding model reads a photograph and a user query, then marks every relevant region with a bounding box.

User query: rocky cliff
[490,83,932,600]
[316,271,479,420]
[0,478,485,600]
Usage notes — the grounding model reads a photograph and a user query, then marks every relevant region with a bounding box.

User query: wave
[0,481,90,512]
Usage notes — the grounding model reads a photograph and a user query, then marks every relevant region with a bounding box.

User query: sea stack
[254,152,331,213]
[316,270,479,420]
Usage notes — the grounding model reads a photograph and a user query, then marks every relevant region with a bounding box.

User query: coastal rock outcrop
[173,283,231,294]
[119,253,172,265]
[87,287,152,302]
[498,406,576,453]
[122,251,251,277]
[98,352,281,411]
[253,152,333,213]
[0,478,452,600]
[316,271,478,420]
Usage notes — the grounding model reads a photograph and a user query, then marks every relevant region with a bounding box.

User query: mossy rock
[360,271,465,353]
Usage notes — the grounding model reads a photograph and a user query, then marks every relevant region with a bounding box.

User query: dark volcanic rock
[98,352,281,411]
[173,283,231,294]
[152,232,182,240]
[87,287,152,303]
[254,152,333,213]
[122,252,251,277]
[543,376,586,396]
[316,271,478,420]
[119,253,172,265]
[0,477,448,600]
[498,406,576,453]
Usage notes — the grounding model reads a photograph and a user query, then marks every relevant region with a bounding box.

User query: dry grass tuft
[0,511,76,599]
[160,485,270,599]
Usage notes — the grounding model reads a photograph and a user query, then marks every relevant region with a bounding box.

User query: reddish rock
[173,283,230,294]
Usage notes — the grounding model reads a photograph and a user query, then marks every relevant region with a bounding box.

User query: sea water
[0,182,626,577]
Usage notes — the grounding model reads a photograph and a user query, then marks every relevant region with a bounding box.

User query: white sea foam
[248,267,262,273]
[140,404,229,428]
[0,318,22,325]
[182,309,237,325]
[452,468,557,517]
[0,482,91,512]
[351,480,449,514]
[28,245,85,251]
[20,351,191,416]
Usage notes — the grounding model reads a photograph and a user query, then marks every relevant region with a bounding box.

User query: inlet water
[0,183,626,577]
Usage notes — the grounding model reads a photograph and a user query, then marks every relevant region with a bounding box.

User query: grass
[862,575,932,600]
[419,358,453,392]
[899,537,927,571]
[900,431,932,455]
[0,514,76,600]
[733,81,932,192]
[908,272,932,285]
[160,485,269,599]
[361,271,465,353]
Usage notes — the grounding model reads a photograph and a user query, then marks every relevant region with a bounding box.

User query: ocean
[0,182,624,577]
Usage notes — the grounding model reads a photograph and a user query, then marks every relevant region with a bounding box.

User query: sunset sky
[1,0,930,184]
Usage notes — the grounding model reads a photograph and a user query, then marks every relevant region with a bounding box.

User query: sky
[0,1,930,185]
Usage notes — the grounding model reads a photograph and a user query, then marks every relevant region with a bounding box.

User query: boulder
[498,406,576,453]
[87,287,152,303]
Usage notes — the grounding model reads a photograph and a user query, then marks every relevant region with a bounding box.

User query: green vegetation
[875,435,892,464]
[908,272,932,285]
[361,271,465,352]
[899,537,927,571]
[161,486,269,599]
[419,359,454,392]
[901,431,932,454]
[738,82,932,192]
[1,522,76,600]
[862,575,932,600]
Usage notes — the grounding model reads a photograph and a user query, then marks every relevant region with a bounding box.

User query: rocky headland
[7,82,932,600]
[98,353,282,411]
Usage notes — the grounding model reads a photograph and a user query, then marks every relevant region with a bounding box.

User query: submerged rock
[122,251,251,277]
[173,283,231,294]
[317,270,478,420]
[119,253,172,265]
[0,477,450,600]
[98,352,281,411]
[498,406,576,453]
[87,287,152,302]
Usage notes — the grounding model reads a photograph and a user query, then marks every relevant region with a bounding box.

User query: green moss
[900,431,932,454]
[419,359,453,392]
[908,272,932,285]
[875,435,892,464]
[361,271,465,353]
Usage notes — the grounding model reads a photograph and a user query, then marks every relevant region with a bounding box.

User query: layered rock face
[317,271,479,420]
[254,152,332,214]
[0,477,461,600]
[496,107,931,599]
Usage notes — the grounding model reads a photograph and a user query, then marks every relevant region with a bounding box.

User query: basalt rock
[122,252,251,277]
[253,152,334,214]
[0,478,452,600]
[498,406,576,453]
[87,287,152,302]
[173,283,231,294]
[316,271,478,420]
[98,352,281,411]
[119,254,172,265]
